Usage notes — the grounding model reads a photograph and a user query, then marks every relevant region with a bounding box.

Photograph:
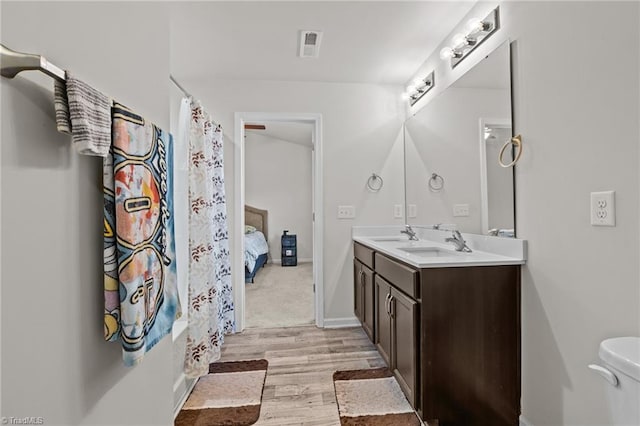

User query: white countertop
[353,226,527,269]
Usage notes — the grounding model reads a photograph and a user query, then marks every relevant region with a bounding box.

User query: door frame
[233,112,324,331]
[478,117,511,235]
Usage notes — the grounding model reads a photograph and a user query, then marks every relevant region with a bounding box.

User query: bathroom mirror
[404,41,515,236]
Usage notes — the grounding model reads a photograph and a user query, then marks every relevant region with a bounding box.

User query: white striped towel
[54,72,113,157]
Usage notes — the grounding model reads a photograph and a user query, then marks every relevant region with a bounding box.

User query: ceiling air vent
[298,30,323,58]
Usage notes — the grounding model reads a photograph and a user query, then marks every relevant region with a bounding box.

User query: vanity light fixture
[439,7,500,68]
[404,70,435,106]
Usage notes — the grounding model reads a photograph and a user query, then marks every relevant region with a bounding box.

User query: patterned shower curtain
[184,99,235,378]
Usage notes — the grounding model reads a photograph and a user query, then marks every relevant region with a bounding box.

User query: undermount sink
[370,236,406,242]
[397,246,463,257]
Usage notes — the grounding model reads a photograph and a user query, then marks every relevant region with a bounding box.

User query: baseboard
[322,316,361,328]
[520,415,533,426]
[173,373,197,419]
[271,258,313,264]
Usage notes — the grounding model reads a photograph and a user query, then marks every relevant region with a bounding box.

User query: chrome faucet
[400,225,419,241]
[445,230,472,252]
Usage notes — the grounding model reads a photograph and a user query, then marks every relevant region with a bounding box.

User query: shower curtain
[182,98,235,378]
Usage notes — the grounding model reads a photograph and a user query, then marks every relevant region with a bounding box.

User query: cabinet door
[353,259,363,323]
[391,287,418,408]
[361,264,375,341]
[374,275,392,367]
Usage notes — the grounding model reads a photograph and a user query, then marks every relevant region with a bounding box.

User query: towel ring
[428,173,444,191]
[367,173,384,192]
[498,134,523,168]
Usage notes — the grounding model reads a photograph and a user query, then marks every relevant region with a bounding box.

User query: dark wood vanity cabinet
[374,275,392,365]
[420,266,521,426]
[353,243,375,341]
[353,241,521,426]
[353,258,375,341]
[374,253,419,408]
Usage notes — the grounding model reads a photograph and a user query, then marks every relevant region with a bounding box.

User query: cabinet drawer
[374,253,418,299]
[354,242,375,269]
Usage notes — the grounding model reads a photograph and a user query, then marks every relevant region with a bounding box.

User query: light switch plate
[591,191,615,226]
[337,205,355,219]
[453,204,470,217]
[408,204,417,218]
[393,204,403,219]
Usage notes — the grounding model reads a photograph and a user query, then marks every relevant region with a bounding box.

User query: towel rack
[1,43,221,134]
[366,173,383,192]
[1,43,65,82]
[428,173,444,191]
[498,134,523,168]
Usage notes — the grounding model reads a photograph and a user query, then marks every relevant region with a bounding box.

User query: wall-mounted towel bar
[1,43,65,82]
[2,44,196,103]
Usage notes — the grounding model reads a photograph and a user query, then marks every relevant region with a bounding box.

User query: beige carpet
[333,368,422,425]
[245,263,314,328]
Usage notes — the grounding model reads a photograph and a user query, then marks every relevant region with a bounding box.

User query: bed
[245,205,269,283]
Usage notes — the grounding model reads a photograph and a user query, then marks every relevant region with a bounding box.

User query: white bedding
[245,231,269,271]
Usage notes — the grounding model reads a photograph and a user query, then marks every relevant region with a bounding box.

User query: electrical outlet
[394,204,403,219]
[408,204,417,218]
[453,204,470,217]
[337,205,355,219]
[591,191,615,226]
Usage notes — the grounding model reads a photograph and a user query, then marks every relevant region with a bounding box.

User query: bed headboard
[245,205,268,238]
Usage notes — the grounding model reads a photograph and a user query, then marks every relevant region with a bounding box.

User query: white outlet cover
[337,205,355,219]
[590,191,615,226]
[408,204,417,218]
[453,204,470,217]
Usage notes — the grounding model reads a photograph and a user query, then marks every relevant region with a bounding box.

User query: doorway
[233,113,324,332]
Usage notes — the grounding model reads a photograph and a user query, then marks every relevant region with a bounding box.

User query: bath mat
[333,368,422,426]
[175,359,268,426]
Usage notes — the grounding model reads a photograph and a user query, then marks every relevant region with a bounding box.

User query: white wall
[408,2,640,425]
[1,2,174,425]
[178,79,405,323]
[245,132,313,262]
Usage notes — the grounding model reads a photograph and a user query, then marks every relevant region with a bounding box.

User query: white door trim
[478,117,511,235]
[233,112,324,331]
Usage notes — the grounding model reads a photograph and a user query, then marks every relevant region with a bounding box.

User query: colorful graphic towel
[103,102,181,366]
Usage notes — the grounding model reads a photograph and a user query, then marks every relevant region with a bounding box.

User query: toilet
[589,337,640,425]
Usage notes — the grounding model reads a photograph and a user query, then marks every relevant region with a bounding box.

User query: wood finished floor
[218,325,386,425]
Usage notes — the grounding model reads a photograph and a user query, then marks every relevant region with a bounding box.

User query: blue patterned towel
[103,102,181,366]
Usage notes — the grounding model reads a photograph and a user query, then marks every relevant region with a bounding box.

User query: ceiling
[170,1,475,85]
[246,121,314,147]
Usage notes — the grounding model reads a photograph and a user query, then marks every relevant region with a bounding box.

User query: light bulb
[401,92,410,101]
[407,85,417,94]
[440,47,453,60]
[466,17,489,33]
[412,78,424,88]
[452,33,467,47]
